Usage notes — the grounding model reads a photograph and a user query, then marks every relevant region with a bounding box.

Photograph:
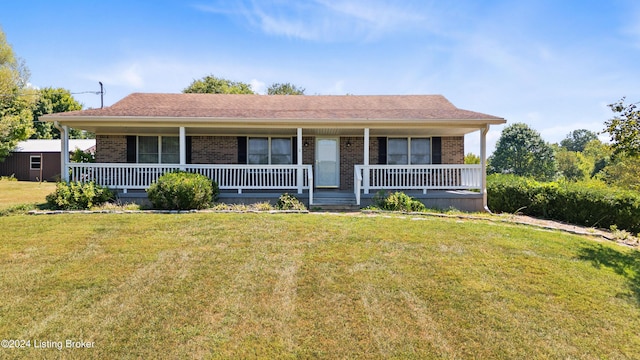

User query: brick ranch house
[42,93,505,211]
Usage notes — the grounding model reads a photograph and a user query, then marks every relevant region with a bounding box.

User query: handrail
[67,163,312,196]
[354,166,363,205]
[307,168,314,206]
[354,164,482,201]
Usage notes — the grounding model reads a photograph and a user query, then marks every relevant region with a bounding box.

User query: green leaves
[182,75,255,94]
[488,123,557,181]
[147,172,218,210]
[45,181,114,210]
[267,82,305,95]
[0,28,34,160]
[604,97,640,157]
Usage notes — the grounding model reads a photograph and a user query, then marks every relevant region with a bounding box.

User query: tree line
[486,98,640,192]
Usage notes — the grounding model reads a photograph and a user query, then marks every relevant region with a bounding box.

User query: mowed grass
[0,180,56,210]
[0,212,639,359]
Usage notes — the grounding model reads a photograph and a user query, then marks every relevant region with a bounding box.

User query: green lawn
[0,212,639,359]
[0,180,55,211]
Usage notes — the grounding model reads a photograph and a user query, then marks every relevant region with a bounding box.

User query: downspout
[53,121,69,182]
[480,125,491,213]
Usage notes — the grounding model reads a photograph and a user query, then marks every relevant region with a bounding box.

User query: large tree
[0,27,34,161]
[32,87,83,139]
[603,97,640,157]
[560,129,598,152]
[183,75,254,94]
[488,123,557,181]
[267,82,305,95]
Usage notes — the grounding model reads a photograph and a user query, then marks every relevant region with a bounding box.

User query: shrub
[487,174,640,233]
[373,191,426,212]
[276,193,306,210]
[46,181,114,210]
[147,172,216,210]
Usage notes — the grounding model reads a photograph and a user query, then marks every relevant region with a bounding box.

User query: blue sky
[2,0,640,154]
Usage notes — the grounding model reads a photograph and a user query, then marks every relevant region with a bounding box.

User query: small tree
[0,28,34,161]
[603,97,640,157]
[31,87,84,139]
[267,83,305,95]
[560,129,598,152]
[464,153,481,164]
[71,148,95,163]
[183,75,254,94]
[555,148,588,181]
[488,123,556,181]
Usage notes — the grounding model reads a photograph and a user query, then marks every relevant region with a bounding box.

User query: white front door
[315,138,340,188]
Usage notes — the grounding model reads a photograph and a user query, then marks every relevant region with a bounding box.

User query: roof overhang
[44,115,506,137]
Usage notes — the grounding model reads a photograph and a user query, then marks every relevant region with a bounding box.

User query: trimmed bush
[147,172,217,210]
[373,191,427,212]
[46,181,114,210]
[276,193,306,210]
[487,174,640,233]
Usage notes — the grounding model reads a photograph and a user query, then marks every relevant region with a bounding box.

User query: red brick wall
[340,137,364,190]
[191,136,237,164]
[302,136,315,165]
[441,136,464,164]
[95,135,127,163]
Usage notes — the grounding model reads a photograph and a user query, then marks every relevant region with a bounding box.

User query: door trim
[315,137,340,188]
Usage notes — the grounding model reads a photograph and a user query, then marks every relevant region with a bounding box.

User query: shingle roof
[45,93,503,121]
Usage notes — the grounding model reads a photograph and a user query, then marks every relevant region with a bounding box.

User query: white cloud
[194,0,429,42]
[250,79,267,94]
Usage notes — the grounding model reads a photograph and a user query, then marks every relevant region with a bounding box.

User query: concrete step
[311,196,360,211]
[310,204,361,212]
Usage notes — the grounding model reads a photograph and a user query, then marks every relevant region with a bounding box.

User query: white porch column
[363,128,370,194]
[61,125,70,182]
[481,126,490,212]
[297,128,303,194]
[179,126,186,169]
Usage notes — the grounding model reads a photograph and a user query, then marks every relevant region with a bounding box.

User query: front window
[411,138,431,164]
[388,137,431,165]
[138,136,179,164]
[248,137,292,164]
[388,138,408,165]
[271,138,292,164]
[248,138,269,164]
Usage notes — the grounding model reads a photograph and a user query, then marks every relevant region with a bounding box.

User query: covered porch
[45,93,505,211]
[58,126,490,209]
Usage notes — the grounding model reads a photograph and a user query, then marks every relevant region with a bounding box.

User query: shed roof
[13,139,96,153]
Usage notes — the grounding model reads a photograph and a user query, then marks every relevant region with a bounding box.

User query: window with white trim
[30,155,41,170]
[388,138,431,165]
[248,137,292,164]
[137,136,179,164]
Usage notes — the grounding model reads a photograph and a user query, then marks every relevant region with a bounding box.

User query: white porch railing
[68,163,314,204]
[354,164,482,205]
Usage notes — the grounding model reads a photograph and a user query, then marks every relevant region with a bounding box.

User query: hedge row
[487,174,640,233]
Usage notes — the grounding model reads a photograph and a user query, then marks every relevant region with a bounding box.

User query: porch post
[363,128,370,194]
[297,128,303,194]
[481,126,490,212]
[179,126,186,170]
[61,125,70,182]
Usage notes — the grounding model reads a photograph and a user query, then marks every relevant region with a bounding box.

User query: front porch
[68,162,483,210]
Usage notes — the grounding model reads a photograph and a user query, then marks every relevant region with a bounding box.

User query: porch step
[311,196,360,211]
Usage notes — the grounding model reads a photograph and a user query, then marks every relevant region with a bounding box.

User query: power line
[0,90,103,96]
[0,82,105,97]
